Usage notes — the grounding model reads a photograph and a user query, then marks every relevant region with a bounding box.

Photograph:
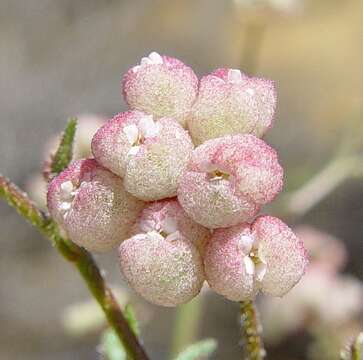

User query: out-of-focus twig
[283,154,362,218]
[170,295,204,358]
[240,21,266,75]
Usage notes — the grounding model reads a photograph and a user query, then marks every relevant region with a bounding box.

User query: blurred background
[0,1,362,359]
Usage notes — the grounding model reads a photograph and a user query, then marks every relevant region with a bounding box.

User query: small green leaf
[102,328,127,360]
[339,333,363,360]
[124,303,140,336]
[174,339,217,360]
[101,305,141,360]
[50,117,77,176]
[0,175,46,229]
[352,333,363,360]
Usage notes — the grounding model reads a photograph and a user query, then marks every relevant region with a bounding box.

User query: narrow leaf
[101,329,127,360]
[50,117,77,176]
[174,339,217,360]
[124,303,140,336]
[352,333,363,360]
[0,175,46,229]
[100,305,141,360]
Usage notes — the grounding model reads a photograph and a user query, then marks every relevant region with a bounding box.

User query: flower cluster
[47,52,308,307]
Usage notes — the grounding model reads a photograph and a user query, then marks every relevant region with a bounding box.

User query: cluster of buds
[47,52,308,307]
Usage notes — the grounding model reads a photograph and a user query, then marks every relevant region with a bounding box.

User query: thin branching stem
[240,301,266,360]
[0,175,150,360]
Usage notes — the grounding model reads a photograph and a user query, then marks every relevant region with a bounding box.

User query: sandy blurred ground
[0,1,362,359]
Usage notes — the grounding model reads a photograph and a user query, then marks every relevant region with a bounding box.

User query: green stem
[0,175,149,360]
[239,301,266,360]
[170,295,204,357]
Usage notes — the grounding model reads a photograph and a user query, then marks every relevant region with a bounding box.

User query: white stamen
[139,219,156,233]
[228,69,243,84]
[246,88,255,96]
[123,124,139,144]
[140,52,163,67]
[132,65,141,73]
[239,234,254,254]
[60,181,73,193]
[209,175,224,182]
[148,52,163,64]
[244,256,255,275]
[138,116,160,138]
[255,262,267,282]
[166,231,181,242]
[147,230,164,242]
[60,181,74,200]
[60,202,71,212]
[162,216,178,234]
[140,57,153,66]
[127,146,140,156]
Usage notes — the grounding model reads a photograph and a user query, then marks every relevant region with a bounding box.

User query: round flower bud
[204,216,308,302]
[122,52,198,127]
[47,159,144,252]
[177,134,283,228]
[92,111,194,201]
[187,68,276,145]
[118,200,206,306]
[130,199,211,255]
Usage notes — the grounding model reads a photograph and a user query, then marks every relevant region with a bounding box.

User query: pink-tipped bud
[47,159,144,252]
[177,134,283,228]
[204,216,308,302]
[118,199,206,306]
[122,52,198,127]
[187,68,276,145]
[130,199,211,255]
[92,111,194,201]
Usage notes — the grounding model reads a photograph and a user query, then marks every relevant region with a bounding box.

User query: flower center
[139,216,180,242]
[239,234,267,282]
[123,115,160,156]
[208,169,230,182]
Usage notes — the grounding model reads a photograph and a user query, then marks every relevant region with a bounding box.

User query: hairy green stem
[239,301,266,360]
[0,175,149,360]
